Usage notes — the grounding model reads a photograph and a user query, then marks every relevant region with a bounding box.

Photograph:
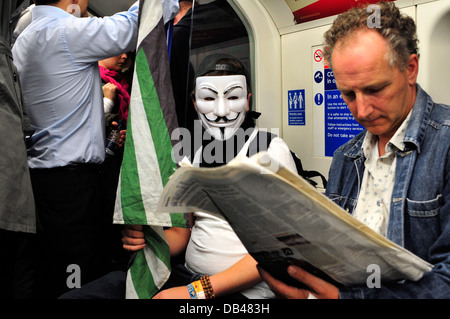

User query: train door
[171,0,252,135]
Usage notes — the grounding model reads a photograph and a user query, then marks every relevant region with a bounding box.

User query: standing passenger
[99,52,133,272]
[12,0,139,298]
[0,0,36,300]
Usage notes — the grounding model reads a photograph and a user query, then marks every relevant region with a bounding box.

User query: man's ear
[246,93,252,112]
[406,54,419,86]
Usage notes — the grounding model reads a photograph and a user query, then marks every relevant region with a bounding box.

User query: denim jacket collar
[403,84,431,154]
[344,131,366,159]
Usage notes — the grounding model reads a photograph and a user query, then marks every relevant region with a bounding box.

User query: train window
[88,0,135,17]
[170,0,251,132]
[88,0,251,133]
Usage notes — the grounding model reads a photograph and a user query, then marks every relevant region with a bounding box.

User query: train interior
[88,0,450,187]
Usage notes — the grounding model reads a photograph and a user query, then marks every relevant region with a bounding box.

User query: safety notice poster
[312,45,364,157]
[288,89,306,126]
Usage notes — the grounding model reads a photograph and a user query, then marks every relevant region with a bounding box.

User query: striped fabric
[113,0,188,299]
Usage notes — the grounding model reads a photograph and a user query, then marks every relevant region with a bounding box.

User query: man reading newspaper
[258,1,450,299]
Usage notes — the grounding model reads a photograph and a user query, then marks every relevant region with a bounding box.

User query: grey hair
[323,1,419,70]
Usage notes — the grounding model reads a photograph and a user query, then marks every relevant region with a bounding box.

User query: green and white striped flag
[113,0,188,299]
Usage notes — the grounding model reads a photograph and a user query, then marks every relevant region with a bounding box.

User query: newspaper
[155,152,433,287]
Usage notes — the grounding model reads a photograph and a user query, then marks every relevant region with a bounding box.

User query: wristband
[187,276,216,299]
[187,280,205,299]
[187,283,197,299]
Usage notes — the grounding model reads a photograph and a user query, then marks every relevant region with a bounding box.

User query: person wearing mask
[59,54,300,299]
[128,54,299,299]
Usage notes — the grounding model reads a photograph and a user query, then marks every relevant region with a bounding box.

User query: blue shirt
[12,3,139,168]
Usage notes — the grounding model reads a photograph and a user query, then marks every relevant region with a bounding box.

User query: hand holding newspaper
[155,152,433,287]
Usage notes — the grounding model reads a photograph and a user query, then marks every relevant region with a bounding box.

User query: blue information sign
[314,93,323,106]
[324,68,337,90]
[314,71,323,84]
[312,46,364,157]
[324,89,364,156]
[288,89,305,126]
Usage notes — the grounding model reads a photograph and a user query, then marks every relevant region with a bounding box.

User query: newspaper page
[156,152,433,286]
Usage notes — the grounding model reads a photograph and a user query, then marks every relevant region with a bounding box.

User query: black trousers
[59,263,247,299]
[30,164,113,299]
[0,229,36,299]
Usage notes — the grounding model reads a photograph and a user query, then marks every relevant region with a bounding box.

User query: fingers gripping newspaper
[155,152,433,287]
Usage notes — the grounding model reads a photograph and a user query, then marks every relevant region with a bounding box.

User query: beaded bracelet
[200,275,215,299]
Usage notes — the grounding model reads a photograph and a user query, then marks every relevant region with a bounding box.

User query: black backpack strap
[290,151,327,189]
[246,129,275,157]
[247,130,327,189]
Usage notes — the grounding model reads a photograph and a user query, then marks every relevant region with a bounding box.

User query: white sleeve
[267,137,298,173]
[103,97,114,114]
[65,1,139,63]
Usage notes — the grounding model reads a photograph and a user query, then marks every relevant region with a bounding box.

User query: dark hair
[195,53,249,83]
[191,53,256,122]
[34,0,60,5]
[323,1,419,70]
[192,53,250,94]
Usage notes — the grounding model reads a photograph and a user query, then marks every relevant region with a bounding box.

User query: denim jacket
[325,85,450,298]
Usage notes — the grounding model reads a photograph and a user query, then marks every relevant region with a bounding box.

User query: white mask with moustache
[194,75,248,141]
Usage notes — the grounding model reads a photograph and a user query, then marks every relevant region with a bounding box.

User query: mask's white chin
[207,127,237,141]
[200,112,246,141]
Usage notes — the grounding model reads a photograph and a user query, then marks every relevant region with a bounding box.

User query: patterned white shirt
[353,112,412,236]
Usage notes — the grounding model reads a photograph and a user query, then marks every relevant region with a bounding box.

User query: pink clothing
[99,65,130,123]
